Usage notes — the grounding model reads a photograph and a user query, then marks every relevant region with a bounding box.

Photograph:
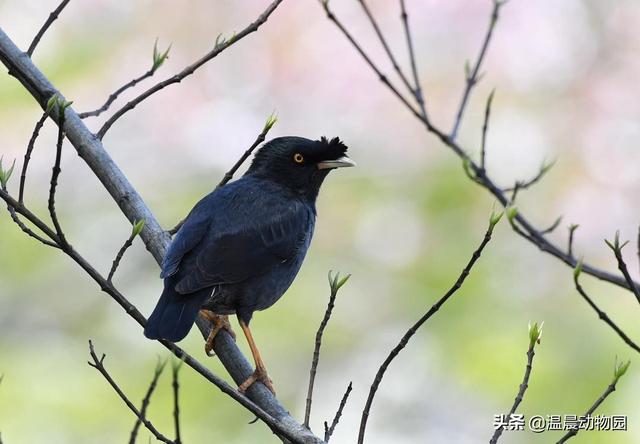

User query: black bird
[144,136,354,393]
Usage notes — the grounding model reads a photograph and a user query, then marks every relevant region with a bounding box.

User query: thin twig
[108,220,144,283]
[489,323,542,444]
[322,0,640,294]
[2,196,59,248]
[48,103,68,246]
[79,71,154,119]
[568,224,579,258]
[129,358,168,444]
[27,0,71,57]
[502,161,555,193]
[97,0,284,139]
[319,1,427,129]
[169,116,276,235]
[357,1,414,101]
[573,268,640,353]
[605,233,640,305]
[556,360,630,443]
[450,0,504,140]
[19,111,48,204]
[171,359,183,444]
[540,216,562,235]
[399,0,427,118]
[480,89,495,171]
[304,271,350,429]
[358,216,500,444]
[323,382,352,442]
[637,225,640,276]
[88,341,175,444]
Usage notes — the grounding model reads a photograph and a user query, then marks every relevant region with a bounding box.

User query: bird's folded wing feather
[174,197,312,294]
[160,206,211,279]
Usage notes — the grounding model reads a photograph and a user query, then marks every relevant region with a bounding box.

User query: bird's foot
[238,364,275,395]
[199,311,236,356]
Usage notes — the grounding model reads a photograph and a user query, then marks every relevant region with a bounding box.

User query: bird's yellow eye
[293,153,305,164]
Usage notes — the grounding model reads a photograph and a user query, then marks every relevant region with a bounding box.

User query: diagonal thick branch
[0,17,322,444]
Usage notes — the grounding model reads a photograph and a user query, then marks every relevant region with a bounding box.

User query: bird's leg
[237,319,275,395]
[199,310,236,357]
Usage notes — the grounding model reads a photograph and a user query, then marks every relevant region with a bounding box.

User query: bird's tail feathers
[144,283,209,342]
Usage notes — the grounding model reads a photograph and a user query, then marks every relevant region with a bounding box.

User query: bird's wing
[160,198,213,279]
[174,199,312,294]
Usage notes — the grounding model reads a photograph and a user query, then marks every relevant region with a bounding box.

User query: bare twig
[323,382,352,443]
[96,0,284,139]
[605,232,640,305]
[27,0,71,57]
[2,197,59,248]
[357,1,414,101]
[88,341,175,444]
[490,322,543,444]
[357,213,502,444]
[502,160,555,193]
[79,40,170,119]
[321,1,640,294]
[573,263,640,353]
[47,98,69,246]
[557,359,631,443]
[169,114,277,235]
[540,216,562,235]
[19,111,49,204]
[568,224,579,258]
[399,0,427,118]
[129,358,167,444]
[318,1,426,129]
[480,89,495,171]
[171,358,183,444]
[108,220,145,283]
[450,0,504,140]
[304,271,350,429]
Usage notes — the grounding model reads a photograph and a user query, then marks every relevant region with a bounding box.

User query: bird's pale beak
[316,156,356,170]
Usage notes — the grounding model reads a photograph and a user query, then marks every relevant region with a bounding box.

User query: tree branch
[450,0,504,140]
[323,382,352,443]
[320,0,640,295]
[604,232,640,305]
[96,0,284,140]
[357,213,502,444]
[489,322,543,444]
[304,272,350,429]
[572,264,640,353]
[19,111,48,204]
[88,341,175,444]
[27,0,71,57]
[399,0,427,119]
[47,97,69,246]
[557,359,630,443]
[356,1,415,102]
[169,113,277,235]
[171,359,183,444]
[108,220,145,283]
[78,40,170,119]
[129,358,167,444]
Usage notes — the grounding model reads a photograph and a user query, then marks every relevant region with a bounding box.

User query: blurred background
[1,0,639,442]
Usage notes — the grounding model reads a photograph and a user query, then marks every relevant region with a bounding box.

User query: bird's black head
[246,136,355,201]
